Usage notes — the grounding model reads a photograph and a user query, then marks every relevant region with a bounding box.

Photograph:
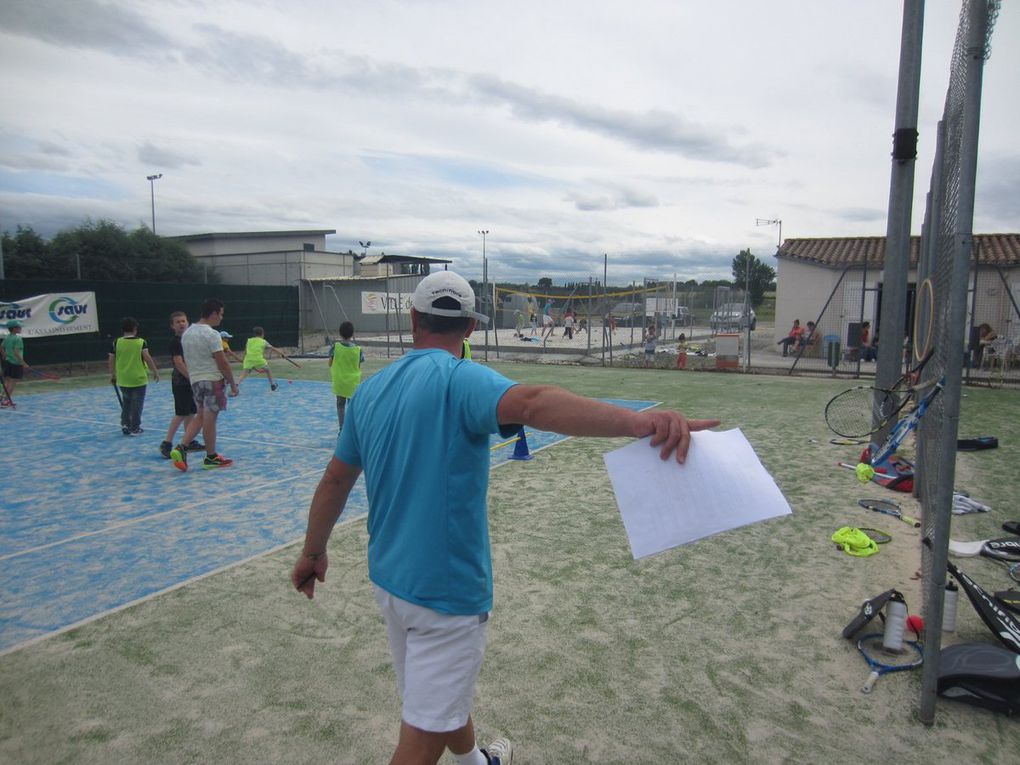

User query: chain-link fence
[914,0,1002,726]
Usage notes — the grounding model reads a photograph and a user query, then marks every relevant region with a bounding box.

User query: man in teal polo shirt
[292,271,718,765]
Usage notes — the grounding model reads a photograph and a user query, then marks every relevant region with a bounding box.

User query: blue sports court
[0,380,655,654]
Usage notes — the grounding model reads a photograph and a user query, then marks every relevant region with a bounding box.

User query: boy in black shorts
[160,311,204,459]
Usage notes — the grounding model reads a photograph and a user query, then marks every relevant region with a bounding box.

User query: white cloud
[0,0,1016,284]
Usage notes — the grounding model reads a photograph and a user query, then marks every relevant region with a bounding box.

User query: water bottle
[943,581,959,632]
[883,595,907,651]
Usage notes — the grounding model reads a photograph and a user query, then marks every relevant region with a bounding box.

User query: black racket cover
[843,588,901,640]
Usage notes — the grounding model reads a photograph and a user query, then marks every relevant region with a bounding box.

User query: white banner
[361,291,413,315]
[0,292,100,337]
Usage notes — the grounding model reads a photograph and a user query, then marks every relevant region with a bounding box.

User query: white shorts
[372,585,489,732]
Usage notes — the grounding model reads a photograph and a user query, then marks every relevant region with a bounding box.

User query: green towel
[832,526,879,557]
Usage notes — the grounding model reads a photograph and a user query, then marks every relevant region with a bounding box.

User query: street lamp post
[146,174,162,233]
[751,218,782,371]
[478,230,489,360]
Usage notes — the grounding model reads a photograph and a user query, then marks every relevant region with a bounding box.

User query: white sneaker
[483,738,513,765]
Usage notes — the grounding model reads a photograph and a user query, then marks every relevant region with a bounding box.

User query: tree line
[1,220,211,283]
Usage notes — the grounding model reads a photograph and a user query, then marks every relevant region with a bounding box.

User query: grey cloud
[0,0,172,56]
[569,194,617,212]
[470,74,776,168]
[832,206,885,223]
[38,141,72,157]
[184,25,436,98]
[567,187,660,212]
[137,142,201,170]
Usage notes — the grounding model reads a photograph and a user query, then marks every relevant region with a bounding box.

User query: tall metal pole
[146,173,162,233]
[875,0,924,440]
[478,230,489,361]
[755,218,782,371]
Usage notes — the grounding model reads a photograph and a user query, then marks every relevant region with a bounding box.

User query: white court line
[0,467,325,562]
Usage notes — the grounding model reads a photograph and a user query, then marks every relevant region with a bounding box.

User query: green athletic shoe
[202,453,234,469]
[170,444,188,472]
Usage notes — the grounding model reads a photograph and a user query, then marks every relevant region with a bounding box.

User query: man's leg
[390,720,465,765]
[202,408,218,456]
[165,414,186,443]
[336,396,347,430]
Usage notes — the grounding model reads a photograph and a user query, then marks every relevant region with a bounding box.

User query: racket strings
[825,388,899,438]
[858,635,923,669]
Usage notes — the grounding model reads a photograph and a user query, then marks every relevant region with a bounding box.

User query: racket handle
[862,671,880,694]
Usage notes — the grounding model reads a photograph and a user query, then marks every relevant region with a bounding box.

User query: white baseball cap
[412,271,489,324]
[219,330,233,338]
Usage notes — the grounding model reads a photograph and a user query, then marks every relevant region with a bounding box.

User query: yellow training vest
[331,342,362,397]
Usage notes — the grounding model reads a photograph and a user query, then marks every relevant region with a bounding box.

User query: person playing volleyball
[292,270,719,765]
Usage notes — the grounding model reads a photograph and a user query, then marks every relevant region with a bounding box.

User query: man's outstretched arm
[497,384,720,464]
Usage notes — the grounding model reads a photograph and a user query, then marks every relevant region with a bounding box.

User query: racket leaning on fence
[867,377,943,467]
[858,498,921,528]
[856,633,923,693]
[824,349,935,439]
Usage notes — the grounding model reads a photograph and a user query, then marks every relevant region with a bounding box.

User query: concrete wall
[302,274,422,336]
[187,233,328,256]
[197,251,355,286]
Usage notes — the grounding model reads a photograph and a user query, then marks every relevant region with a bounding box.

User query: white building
[774,234,1020,355]
[170,229,355,286]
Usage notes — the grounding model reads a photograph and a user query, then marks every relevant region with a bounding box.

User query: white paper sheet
[603,428,792,559]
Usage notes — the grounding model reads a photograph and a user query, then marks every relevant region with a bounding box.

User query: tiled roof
[776,234,1020,268]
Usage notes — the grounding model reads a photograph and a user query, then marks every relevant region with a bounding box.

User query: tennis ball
[906,615,924,634]
[856,463,875,483]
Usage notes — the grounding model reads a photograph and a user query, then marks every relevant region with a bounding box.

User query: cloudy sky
[0,0,1016,284]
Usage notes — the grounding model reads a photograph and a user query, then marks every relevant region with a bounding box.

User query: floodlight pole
[752,218,782,371]
[146,173,162,233]
[478,230,489,360]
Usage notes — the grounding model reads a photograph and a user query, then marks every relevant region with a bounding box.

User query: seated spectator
[861,321,877,362]
[798,321,819,355]
[975,323,997,367]
[777,319,804,357]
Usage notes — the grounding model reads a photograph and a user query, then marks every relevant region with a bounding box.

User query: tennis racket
[858,498,920,528]
[990,560,1020,584]
[27,366,60,381]
[829,437,868,446]
[857,633,923,693]
[824,349,934,438]
[913,277,934,363]
[980,541,1020,583]
[868,377,943,468]
[859,528,892,544]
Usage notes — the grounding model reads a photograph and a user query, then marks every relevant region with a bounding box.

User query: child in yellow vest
[108,316,160,435]
[238,326,282,390]
[329,321,364,431]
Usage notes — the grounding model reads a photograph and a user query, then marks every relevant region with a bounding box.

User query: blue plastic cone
[509,427,533,461]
